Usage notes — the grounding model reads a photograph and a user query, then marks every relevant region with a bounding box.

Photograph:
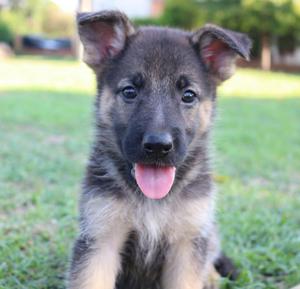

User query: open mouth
[133,163,176,200]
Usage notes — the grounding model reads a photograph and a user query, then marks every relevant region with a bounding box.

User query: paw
[214,253,239,281]
[204,266,220,289]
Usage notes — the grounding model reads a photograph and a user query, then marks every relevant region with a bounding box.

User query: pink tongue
[135,164,176,199]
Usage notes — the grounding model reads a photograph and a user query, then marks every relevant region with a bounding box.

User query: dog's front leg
[67,233,126,289]
[162,239,216,289]
[67,197,129,289]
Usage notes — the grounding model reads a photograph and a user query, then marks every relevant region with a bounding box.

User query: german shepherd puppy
[68,10,251,289]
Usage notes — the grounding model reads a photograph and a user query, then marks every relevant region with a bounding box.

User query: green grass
[0,56,300,289]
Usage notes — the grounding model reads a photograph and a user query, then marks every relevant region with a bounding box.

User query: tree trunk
[261,34,272,70]
[78,0,93,12]
[75,0,93,60]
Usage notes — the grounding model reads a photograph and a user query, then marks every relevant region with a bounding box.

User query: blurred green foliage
[0,0,75,44]
[134,0,300,59]
[197,0,300,54]
[134,0,200,29]
[160,0,200,29]
[0,13,14,44]
[134,0,201,28]
[0,9,27,44]
[41,2,75,38]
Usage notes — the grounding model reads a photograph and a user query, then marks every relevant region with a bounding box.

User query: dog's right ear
[77,11,135,69]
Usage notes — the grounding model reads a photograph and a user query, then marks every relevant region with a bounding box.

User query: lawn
[0,57,299,289]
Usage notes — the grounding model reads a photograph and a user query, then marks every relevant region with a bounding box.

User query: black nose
[143,132,173,155]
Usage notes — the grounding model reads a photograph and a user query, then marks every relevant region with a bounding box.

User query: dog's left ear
[191,24,252,83]
[77,11,136,69]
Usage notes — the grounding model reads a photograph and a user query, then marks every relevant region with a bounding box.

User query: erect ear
[191,24,252,84]
[77,10,136,69]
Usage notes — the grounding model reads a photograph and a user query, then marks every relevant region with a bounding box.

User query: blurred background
[0,1,300,289]
[1,0,300,70]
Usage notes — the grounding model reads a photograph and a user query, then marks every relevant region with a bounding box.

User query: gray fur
[67,10,251,289]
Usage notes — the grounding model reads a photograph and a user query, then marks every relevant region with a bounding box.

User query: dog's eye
[122,86,137,100]
[182,90,196,104]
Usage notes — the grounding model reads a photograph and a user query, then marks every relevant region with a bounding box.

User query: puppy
[67,10,251,289]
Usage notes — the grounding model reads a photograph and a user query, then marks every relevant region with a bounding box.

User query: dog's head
[77,11,251,199]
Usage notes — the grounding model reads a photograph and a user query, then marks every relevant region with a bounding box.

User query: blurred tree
[133,0,202,31]
[6,0,47,33]
[0,8,27,44]
[0,16,13,44]
[197,0,300,70]
[0,0,75,44]
[41,1,74,38]
[161,0,200,29]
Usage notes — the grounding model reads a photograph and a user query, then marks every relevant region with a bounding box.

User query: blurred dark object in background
[19,35,74,56]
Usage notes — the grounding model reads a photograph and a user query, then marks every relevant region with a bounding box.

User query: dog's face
[78,11,251,199]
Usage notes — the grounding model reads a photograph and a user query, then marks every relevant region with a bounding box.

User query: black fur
[117,231,167,289]
[214,253,239,281]
[68,10,251,289]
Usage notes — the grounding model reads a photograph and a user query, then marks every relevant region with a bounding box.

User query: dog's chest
[116,197,214,289]
[129,196,213,249]
[131,199,178,249]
